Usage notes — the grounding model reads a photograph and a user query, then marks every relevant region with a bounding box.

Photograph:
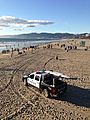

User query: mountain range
[0,33,90,39]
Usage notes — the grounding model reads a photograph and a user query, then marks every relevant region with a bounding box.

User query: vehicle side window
[35,75,39,81]
[29,74,34,79]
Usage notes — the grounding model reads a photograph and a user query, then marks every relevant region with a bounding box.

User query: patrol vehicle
[22,70,69,98]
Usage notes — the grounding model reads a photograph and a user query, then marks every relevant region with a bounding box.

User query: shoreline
[0,39,61,53]
[0,38,90,57]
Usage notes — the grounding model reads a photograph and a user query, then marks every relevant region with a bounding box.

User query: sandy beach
[0,39,90,120]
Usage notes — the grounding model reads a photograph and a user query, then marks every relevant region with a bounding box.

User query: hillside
[0,32,90,39]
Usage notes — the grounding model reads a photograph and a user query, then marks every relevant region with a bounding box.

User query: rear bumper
[49,88,66,97]
[54,86,67,96]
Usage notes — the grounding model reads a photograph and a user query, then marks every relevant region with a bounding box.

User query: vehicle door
[27,74,35,86]
[34,75,40,88]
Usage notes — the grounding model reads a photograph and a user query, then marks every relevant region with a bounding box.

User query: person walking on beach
[11,48,13,57]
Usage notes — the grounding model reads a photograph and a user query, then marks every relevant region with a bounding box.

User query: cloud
[13,28,24,31]
[0,16,54,31]
[0,28,3,30]
[0,24,10,27]
[0,16,27,24]
[27,25,36,28]
[27,20,54,25]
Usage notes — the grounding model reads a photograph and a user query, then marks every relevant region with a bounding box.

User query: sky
[0,0,90,35]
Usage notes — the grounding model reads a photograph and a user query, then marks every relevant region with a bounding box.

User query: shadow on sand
[56,84,90,108]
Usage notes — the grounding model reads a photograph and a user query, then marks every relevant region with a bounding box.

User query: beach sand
[0,39,90,120]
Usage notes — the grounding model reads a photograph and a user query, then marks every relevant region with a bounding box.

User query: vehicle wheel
[43,89,49,98]
[22,77,24,82]
[24,78,28,86]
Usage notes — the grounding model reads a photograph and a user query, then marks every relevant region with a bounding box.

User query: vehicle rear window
[44,74,53,84]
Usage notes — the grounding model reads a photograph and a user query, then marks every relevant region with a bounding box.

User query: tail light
[51,87,57,94]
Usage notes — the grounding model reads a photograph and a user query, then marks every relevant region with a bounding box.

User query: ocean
[0,38,59,52]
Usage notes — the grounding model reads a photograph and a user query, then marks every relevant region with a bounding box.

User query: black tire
[24,78,28,86]
[43,89,49,98]
[22,77,24,82]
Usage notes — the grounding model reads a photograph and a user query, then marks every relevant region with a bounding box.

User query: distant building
[80,41,86,47]
[86,33,90,37]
